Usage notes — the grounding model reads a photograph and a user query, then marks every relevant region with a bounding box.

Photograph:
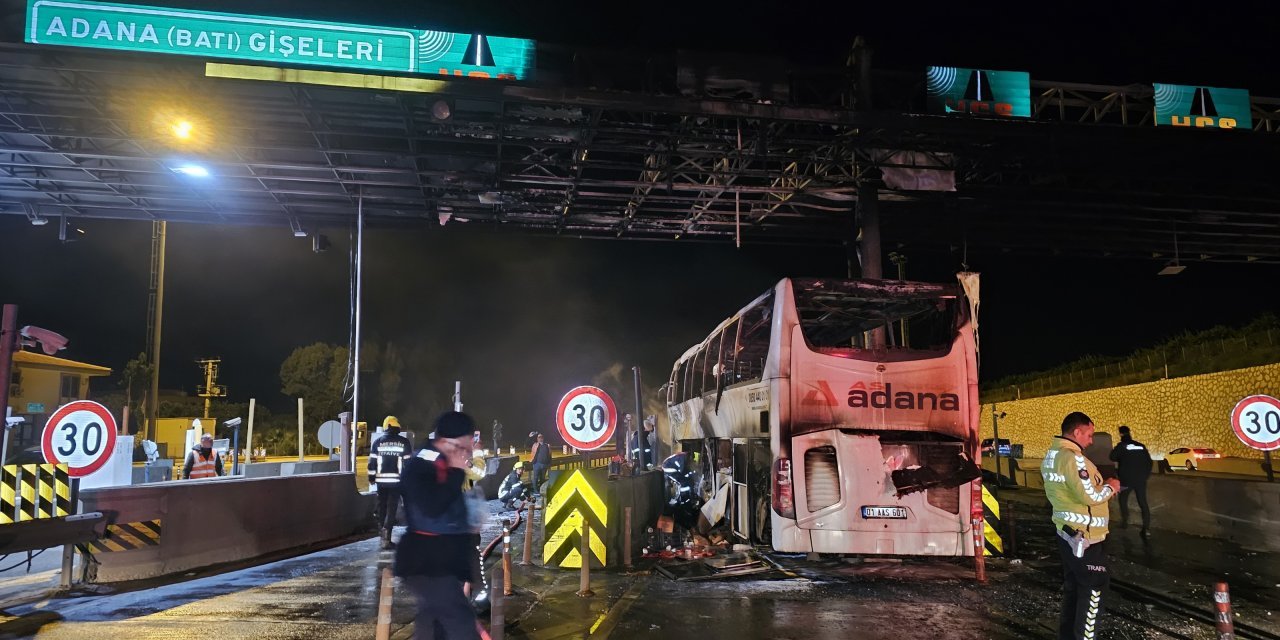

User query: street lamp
[171,120,194,140]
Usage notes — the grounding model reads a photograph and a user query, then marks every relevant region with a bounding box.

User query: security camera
[5,416,24,428]
[224,417,242,428]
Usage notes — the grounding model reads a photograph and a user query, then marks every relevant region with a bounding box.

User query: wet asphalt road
[1,491,1276,639]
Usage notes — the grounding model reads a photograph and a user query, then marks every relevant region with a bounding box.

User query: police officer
[396,411,482,640]
[368,416,412,550]
[1109,425,1153,535]
[1043,412,1122,640]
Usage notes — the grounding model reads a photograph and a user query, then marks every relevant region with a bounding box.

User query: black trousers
[1057,535,1109,640]
[1118,482,1151,530]
[375,484,401,533]
[531,464,548,494]
[402,575,479,640]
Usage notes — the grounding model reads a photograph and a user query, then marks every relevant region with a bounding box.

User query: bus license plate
[861,506,907,519]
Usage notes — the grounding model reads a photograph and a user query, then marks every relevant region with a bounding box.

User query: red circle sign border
[555,386,618,450]
[42,400,119,477]
[1230,394,1280,451]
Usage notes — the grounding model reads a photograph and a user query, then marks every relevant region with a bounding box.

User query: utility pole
[145,221,167,441]
[195,358,226,420]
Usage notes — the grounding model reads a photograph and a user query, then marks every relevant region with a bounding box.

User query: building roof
[13,350,112,376]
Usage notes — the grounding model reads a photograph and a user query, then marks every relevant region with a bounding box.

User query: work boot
[380,530,395,550]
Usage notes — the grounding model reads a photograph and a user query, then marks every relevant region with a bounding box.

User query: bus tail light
[772,457,795,519]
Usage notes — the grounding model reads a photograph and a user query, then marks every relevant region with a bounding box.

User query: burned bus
[662,276,982,555]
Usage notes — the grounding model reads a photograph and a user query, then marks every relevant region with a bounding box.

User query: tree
[120,352,153,431]
[279,342,350,426]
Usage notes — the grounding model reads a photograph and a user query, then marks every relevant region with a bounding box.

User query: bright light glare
[172,120,194,139]
[173,164,210,178]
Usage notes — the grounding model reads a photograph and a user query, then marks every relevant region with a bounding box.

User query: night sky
[2,1,1279,438]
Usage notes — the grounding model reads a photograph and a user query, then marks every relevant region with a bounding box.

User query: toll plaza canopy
[1,0,1279,263]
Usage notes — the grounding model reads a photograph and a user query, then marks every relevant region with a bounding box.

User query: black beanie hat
[434,411,475,439]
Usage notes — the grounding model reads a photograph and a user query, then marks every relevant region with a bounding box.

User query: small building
[6,350,112,461]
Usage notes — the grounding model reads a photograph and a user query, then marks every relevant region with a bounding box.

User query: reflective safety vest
[189,450,219,479]
[1042,436,1114,542]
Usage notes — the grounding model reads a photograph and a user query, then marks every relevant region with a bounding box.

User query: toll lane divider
[78,471,374,582]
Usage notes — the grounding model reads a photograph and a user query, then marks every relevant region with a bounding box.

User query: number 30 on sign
[556,386,617,451]
[1230,395,1280,452]
[42,400,118,477]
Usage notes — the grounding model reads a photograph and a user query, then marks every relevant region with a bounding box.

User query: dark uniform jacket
[394,443,476,583]
[1109,436,1153,486]
[367,430,413,485]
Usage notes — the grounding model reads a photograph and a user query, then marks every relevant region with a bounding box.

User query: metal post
[232,424,240,476]
[624,506,633,570]
[1264,451,1274,483]
[1214,582,1235,639]
[246,398,256,465]
[351,195,364,468]
[858,182,881,279]
[502,523,513,596]
[453,381,463,412]
[297,397,305,462]
[632,366,643,465]
[576,525,594,597]
[992,404,1002,498]
[490,566,505,640]
[0,304,17,461]
[520,500,535,565]
[339,411,352,473]
[146,221,166,442]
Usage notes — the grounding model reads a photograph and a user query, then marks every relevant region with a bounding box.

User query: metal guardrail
[548,449,615,472]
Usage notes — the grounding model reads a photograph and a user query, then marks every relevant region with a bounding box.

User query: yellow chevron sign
[982,484,1003,556]
[542,469,607,568]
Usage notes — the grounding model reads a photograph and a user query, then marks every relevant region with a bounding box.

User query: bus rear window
[793,279,963,355]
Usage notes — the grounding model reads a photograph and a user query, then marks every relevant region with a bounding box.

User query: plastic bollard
[520,500,535,565]
[1213,582,1235,640]
[624,506,633,570]
[502,525,513,596]
[576,525,595,598]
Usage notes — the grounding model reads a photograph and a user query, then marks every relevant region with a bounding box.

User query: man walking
[368,416,412,550]
[183,433,224,479]
[396,411,482,640]
[1042,412,1122,640]
[1110,425,1153,535]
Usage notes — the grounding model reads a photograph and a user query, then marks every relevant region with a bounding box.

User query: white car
[1164,447,1221,471]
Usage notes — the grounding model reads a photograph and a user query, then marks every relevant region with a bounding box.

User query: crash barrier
[981,484,1003,557]
[989,459,1280,552]
[1,464,73,523]
[980,456,1023,487]
[133,461,174,484]
[547,449,614,472]
[78,471,374,582]
[238,460,340,479]
[540,468,663,569]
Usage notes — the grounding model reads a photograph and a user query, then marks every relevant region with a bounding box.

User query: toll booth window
[60,374,80,398]
[735,297,772,382]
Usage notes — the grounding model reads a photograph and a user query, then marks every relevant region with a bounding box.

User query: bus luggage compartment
[789,429,977,555]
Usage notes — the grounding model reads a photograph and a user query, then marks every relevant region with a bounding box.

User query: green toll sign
[25,0,534,80]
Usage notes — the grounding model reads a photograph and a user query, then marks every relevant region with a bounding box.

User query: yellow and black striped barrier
[542,469,608,568]
[981,484,1003,556]
[1,464,72,524]
[87,519,163,553]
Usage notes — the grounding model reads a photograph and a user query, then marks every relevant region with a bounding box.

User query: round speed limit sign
[1230,394,1280,452]
[42,401,118,477]
[556,386,617,451]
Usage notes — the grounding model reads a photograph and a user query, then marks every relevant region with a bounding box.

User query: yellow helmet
[382,416,401,429]
[513,461,525,470]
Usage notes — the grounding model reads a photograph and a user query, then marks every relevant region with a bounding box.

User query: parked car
[1165,447,1221,471]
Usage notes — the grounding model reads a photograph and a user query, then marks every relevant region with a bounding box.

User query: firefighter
[498,462,529,509]
[368,415,413,550]
[1042,411,1122,640]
